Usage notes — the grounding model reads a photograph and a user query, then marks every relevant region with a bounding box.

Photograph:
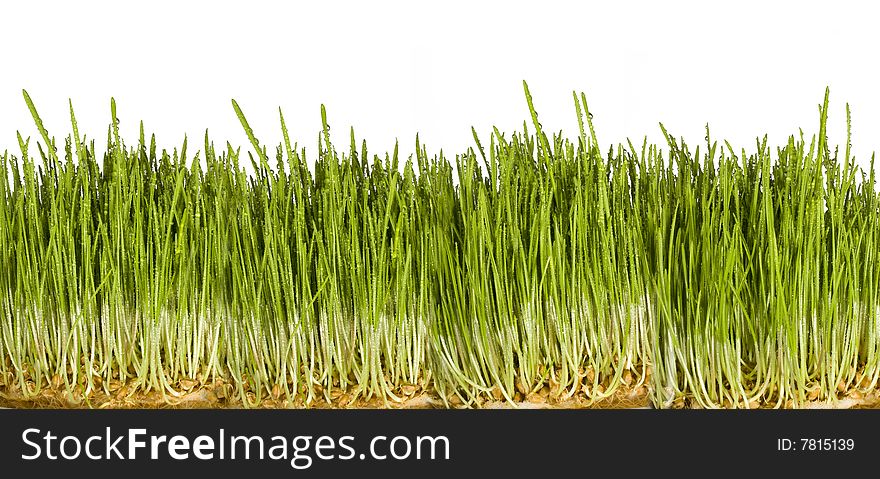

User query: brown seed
[448,395,462,406]
[808,388,820,401]
[271,383,282,399]
[515,378,527,395]
[623,370,633,386]
[65,392,82,407]
[401,384,417,396]
[180,379,197,391]
[526,392,547,404]
[491,386,504,401]
[627,385,647,399]
[837,381,846,393]
[51,374,62,389]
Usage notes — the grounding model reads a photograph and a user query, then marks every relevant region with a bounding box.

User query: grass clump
[1,83,878,408]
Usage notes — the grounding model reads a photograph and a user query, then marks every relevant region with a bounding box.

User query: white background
[1,0,879,171]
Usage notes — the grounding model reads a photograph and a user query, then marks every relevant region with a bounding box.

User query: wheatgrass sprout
[0,84,878,409]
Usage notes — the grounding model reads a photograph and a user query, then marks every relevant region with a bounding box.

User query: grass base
[0,377,651,409]
[5,383,878,408]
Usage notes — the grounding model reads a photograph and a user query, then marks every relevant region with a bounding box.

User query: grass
[1,83,878,408]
